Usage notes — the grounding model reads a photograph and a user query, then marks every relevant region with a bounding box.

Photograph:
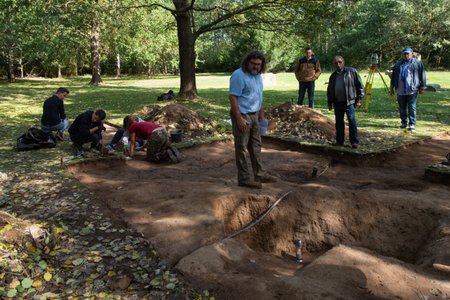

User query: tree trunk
[72,57,78,77]
[74,52,80,76]
[147,63,152,78]
[7,48,15,82]
[115,53,121,78]
[57,64,62,78]
[173,0,197,99]
[162,58,167,75]
[89,17,102,86]
[19,57,24,78]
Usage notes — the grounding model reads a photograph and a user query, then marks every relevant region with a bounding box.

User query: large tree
[0,0,35,82]
[132,0,291,98]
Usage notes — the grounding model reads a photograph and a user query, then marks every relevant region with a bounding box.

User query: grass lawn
[0,71,448,154]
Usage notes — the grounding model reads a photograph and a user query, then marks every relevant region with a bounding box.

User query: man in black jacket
[41,87,70,140]
[327,56,364,148]
[69,110,106,153]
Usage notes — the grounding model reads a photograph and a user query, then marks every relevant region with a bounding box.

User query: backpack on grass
[157,90,176,101]
[16,127,56,151]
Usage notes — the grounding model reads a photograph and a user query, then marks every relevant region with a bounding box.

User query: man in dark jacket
[389,47,426,132]
[40,87,70,140]
[327,56,364,148]
[69,110,106,153]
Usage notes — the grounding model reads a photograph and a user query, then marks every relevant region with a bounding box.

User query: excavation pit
[68,135,450,299]
[215,191,439,264]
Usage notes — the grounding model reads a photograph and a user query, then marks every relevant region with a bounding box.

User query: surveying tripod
[363,64,391,112]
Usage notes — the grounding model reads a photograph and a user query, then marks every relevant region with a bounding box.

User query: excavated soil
[137,104,218,141]
[68,131,450,299]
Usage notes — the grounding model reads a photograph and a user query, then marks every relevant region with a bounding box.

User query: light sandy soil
[69,131,450,299]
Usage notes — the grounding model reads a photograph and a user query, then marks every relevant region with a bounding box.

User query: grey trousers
[231,113,264,183]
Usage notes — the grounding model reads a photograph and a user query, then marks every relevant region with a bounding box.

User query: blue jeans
[397,92,417,126]
[41,119,70,136]
[334,103,358,145]
[298,81,315,109]
[109,128,125,146]
[108,128,144,147]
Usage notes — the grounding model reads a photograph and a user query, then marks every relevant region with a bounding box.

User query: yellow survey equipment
[363,54,391,112]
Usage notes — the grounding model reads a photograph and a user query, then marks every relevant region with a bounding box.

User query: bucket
[170,129,183,143]
[259,119,268,135]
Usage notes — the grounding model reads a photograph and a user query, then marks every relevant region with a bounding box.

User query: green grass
[0,71,449,153]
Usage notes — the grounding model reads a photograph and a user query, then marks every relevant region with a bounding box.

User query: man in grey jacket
[327,56,364,148]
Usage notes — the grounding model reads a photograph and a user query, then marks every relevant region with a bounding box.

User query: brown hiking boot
[255,174,278,183]
[238,181,262,189]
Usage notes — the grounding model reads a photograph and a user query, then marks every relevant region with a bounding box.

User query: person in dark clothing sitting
[41,87,70,140]
[69,109,106,154]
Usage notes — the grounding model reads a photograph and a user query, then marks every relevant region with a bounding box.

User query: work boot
[255,174,278,183]
[238,180,263,189]
[100,145,110,155]
[170,147,183,162]
[90,142,103,151]
[55,132,64,141]
[104,145,115,154]
[73,144,84,156]
[166,148,179,163]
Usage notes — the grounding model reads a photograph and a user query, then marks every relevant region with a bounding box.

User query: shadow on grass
[0,78,448,143]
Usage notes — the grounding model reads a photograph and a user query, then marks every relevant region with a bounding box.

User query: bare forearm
[229,95,248,133]
[229,95,241,119]
[129,134,136,157]
[89,126,98,134]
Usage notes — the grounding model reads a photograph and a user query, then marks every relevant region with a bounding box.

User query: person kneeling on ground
[105,115,145,154]
[40,87,70,141]
[69,109,106,154]
[126,118,181,163]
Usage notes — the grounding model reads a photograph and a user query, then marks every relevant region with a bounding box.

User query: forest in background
[1,0,448,86]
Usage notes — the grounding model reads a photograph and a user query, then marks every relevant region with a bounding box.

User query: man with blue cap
[389,47,426,132]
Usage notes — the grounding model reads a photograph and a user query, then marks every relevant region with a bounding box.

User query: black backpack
[157,90,176,101]
[16,127,57,151]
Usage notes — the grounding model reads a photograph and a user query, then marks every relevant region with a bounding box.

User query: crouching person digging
[126,118,182,163]
[69,109,106,155]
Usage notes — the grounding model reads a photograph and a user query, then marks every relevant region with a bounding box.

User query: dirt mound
[266,102,336,143]
[137,104,216,140]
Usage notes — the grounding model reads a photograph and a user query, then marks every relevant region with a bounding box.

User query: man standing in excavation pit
[229,51,277,189]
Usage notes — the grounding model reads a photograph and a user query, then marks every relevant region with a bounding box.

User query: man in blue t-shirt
[229,51,277,189]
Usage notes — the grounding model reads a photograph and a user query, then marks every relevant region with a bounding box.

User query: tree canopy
[1,0,448,92]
